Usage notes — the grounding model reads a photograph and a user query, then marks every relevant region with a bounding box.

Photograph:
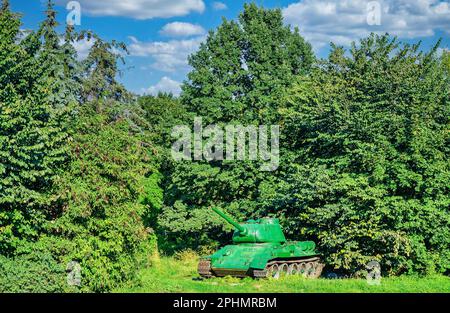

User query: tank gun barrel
[212,207,246,234]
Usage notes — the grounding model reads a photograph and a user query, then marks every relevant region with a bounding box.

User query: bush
[0,248,66,293]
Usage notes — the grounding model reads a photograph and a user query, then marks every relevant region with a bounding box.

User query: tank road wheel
[305,262,315,277]
[198,259,213,278]
[270,264,280,279]
[279,263,289,277]
[308,262,324,279]
[288,263,299,275]
[252,259,324,279]
[298,263,307,276]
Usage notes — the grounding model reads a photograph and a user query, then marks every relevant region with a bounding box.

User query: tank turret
[212,207,286,243]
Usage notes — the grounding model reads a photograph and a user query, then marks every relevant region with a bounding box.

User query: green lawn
[115,255,450,293]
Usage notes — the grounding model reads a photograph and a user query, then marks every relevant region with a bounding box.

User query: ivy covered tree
[0,1,160,292]
[43,103,159,292]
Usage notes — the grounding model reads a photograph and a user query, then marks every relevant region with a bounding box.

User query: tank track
[252,257,324,279]
[198,257,324,279]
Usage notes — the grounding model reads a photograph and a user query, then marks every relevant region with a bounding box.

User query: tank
[198,207,324,279]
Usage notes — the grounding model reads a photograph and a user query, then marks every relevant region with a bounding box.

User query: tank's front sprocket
[198,259,213,278]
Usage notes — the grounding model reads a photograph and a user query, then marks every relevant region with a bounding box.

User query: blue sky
[10,0,450,95]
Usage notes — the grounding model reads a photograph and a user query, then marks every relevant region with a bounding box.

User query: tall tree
[0,0,67,254]
[81,33,129,103]
[45,102,159,292]
[0,0,35,98]
[183,3,314,124]
[269,34,450,275]
[37,0,80,107]
[159,4,314,252]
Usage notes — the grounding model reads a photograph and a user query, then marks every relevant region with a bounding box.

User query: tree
[0,2,156,292]
[0,0,35,98]
[35,1,81,108]
[139,94,188,147]
[182,3,314,124]
[80,33,129,103]
[270,34,449,275]
[0,0,68,254]
[159,3,314,252]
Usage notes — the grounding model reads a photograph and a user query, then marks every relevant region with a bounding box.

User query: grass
[115,253,450,293]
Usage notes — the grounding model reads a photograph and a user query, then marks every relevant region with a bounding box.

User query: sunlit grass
[115,254,450,293]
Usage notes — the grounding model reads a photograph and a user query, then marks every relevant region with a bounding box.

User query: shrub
[0,248,66,293]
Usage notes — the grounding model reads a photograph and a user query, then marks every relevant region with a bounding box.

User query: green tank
[198,207,324,279]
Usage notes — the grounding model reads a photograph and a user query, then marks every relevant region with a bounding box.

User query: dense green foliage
[158,3,315,252]
[0,246,66,293]
[182,3,314,124]
[157,5,449,276]
[267,36,450,275]
[0,1,448,292]
[0,0,68,255]
[44,103,158,292]
[0,1,161,292]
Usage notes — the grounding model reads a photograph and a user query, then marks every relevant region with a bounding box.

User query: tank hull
[198,241,323,278]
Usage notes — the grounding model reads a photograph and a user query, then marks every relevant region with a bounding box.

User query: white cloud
[160,22,206,37]
[72,37,94,60]
[437,47,449,57]
[58,35,94,60]
[212,1,227,11]
[55,0,205,20]
[283,0,450,50]
[146,76,182,96]
[128,36,205,72]
[18,29,32,41]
